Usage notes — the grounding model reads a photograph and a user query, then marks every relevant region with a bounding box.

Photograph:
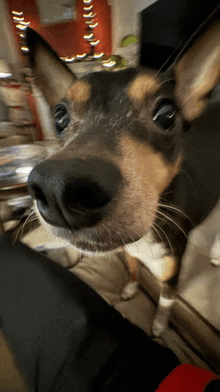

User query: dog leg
[121,252,139,300]
[152,283,176,338]
[152,255,177,337]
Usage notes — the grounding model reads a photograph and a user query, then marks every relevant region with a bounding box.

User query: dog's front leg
[121,252,140,300]
[151,276,176,338]
[122,236,178,336]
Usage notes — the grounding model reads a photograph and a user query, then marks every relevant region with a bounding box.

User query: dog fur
[27,8,220,290]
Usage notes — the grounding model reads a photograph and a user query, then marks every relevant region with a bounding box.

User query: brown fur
[27,13,220,258]
[127,72,160,104]
[119,136,182,194]
[67,80,91,104]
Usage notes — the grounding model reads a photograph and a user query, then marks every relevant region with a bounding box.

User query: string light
[61,56,76,62]
[83,5,93,11]
[93,52,104,59]
[12,10,30,55]
[83,33,94,39]
[89,22,98,28]
[12,11,23,15]
[76,53,87,59]
[16,24,27,30]
[90,40,100,46]
[82,0,102,60]
[85,19,94,24]
[21,46,29,52]
[83,12,96,18]
[19,21,30,25]
[103,60,116,68]
[12,2,103,63]
[13,16,24,21]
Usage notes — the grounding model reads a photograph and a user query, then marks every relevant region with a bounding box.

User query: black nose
[28,158,121,229]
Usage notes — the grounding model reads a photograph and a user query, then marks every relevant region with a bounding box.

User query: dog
[26,8,220,335]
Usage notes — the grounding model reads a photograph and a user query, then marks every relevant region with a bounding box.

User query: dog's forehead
[66,68,164,107]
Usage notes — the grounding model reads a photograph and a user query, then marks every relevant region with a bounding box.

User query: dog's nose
[28,158,121,229]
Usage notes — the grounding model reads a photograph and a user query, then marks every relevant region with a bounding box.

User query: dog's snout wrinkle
[28,157,122,230]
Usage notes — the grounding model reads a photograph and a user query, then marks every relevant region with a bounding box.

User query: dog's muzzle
[28,157,122,230]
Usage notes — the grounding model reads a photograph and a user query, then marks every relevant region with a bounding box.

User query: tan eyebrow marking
[67,80,91,104]
[127,73,159,103]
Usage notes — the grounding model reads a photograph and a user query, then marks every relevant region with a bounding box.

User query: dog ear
[174,11,220,122]
[26,28,76,106]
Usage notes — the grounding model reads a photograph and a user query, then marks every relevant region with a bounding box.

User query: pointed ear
[26,28,76,106]
[174,11,220,122]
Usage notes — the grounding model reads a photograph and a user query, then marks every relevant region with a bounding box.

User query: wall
[6,0,112,58]
[4,0,158,68]
[110,0,157,54]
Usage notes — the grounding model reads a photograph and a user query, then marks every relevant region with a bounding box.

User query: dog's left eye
[153,100,176,131]
[54,104,70,134]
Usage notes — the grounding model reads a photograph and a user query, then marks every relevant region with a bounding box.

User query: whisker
[13,223,23,244]
[25,212,38,226]
[160,191,174,198]
[153,47,177,79]
[152,222,164,244]
[20,212,39,238]
[24,216,38,225]
[157,78,175,87]
[118,233,126,247]
[158,203,191,221]
[156,210,188,238]
[128,225,142,239]
[13,211,37,244]
[153,222,174,258]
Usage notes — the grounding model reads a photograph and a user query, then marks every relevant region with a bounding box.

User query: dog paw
[152,295,175,337]
[121,281,139,300]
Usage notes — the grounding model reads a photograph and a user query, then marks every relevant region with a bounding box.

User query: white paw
[121,281,139,300]
[152,296,175,337]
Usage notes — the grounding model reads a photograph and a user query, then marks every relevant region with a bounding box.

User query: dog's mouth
[74,240,120,254]
[33,188,158,254]
[55,227,139,254]
[34,201,157,255]
[44,219,145,254]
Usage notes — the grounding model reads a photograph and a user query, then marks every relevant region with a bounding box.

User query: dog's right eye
[153,100,176,131]
[54,104,70,134]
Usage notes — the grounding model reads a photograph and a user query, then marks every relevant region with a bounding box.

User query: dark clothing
[0,233,179,391]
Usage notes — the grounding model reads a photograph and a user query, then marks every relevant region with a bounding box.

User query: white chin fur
[76,247,119,258]
[34,199,167,265]
[124,230,167,265]
[124,231,175,282]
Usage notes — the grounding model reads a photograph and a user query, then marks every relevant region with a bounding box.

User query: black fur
[26,20,220,266]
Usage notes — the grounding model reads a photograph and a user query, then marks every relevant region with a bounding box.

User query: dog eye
[153,100,176,131]
[54,104,70,134]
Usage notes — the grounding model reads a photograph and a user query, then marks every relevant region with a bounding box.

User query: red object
[156,364,220,392]
[7,0,112,57]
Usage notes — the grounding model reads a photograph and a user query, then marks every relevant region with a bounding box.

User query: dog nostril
[31,184,48,207]
[63,180,111,211]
